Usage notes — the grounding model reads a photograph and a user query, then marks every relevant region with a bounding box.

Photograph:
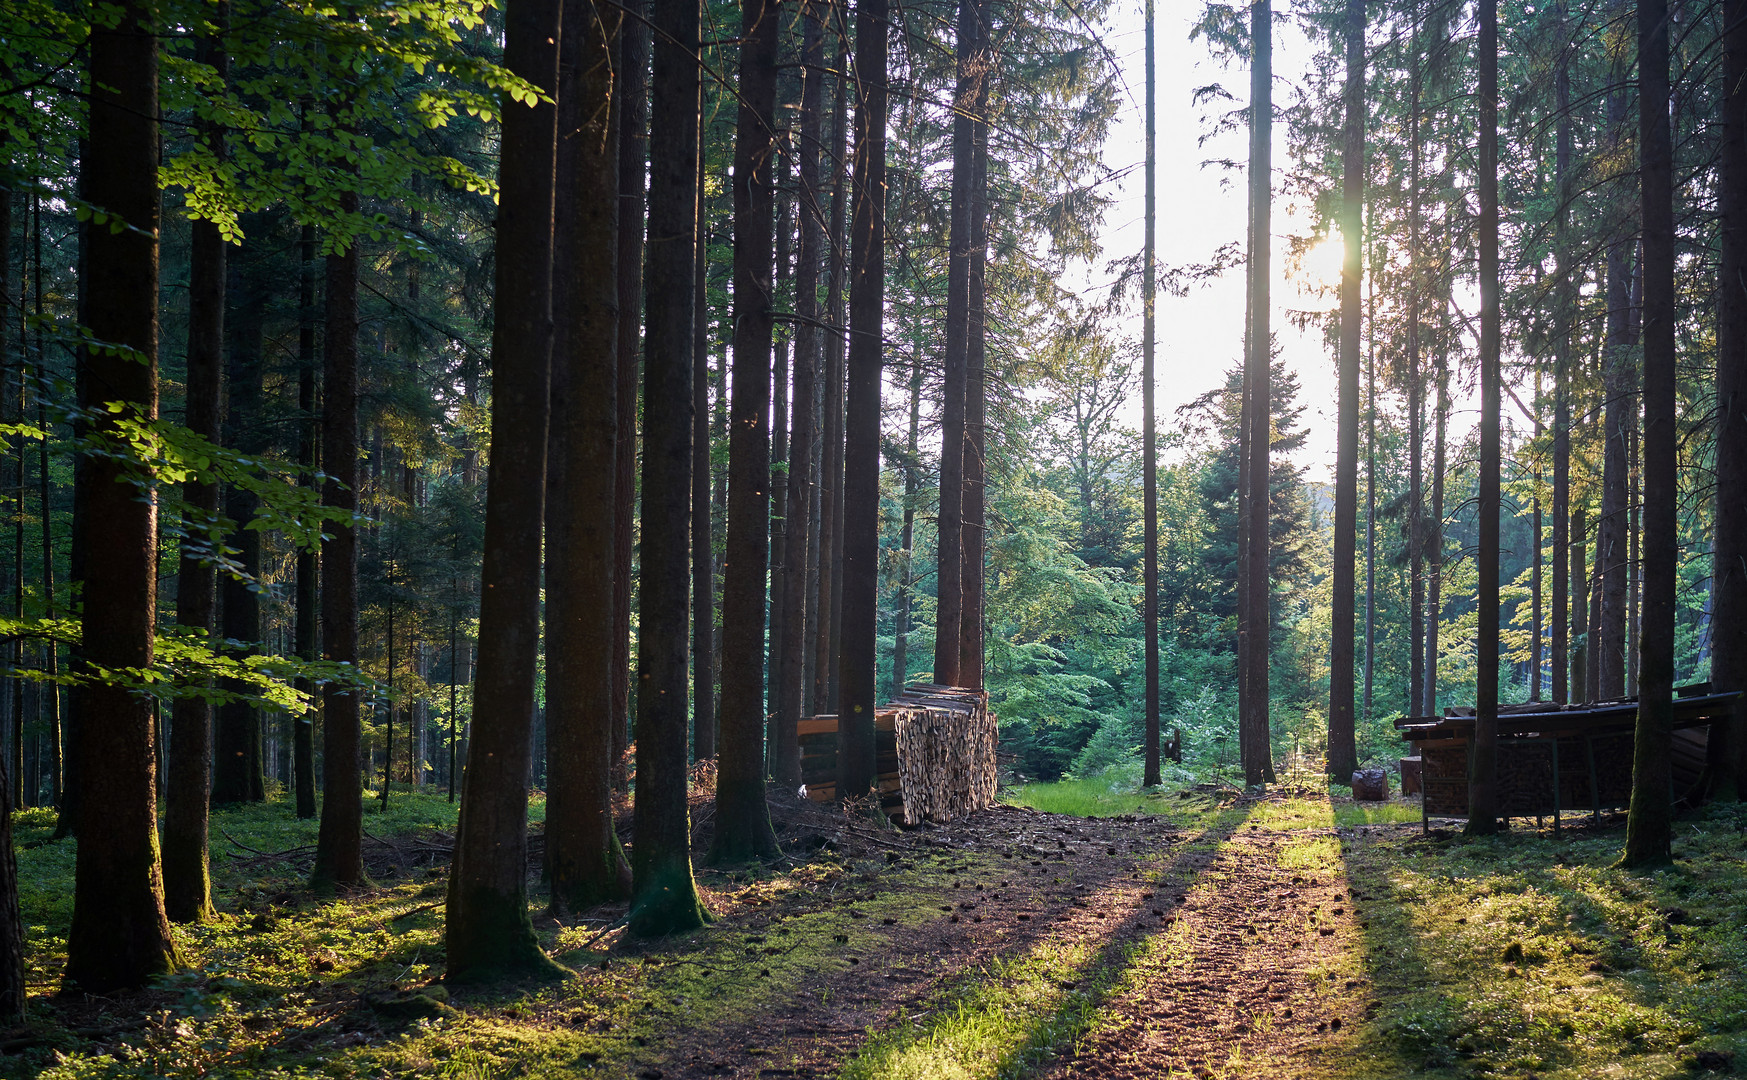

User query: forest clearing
[6,781,1747,1079]
[2,0,1746,1067]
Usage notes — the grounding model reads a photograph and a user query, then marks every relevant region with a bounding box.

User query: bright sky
[1077,2,1351,483]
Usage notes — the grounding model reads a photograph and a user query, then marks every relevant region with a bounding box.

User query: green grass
[1332,804,1747,1080]
[1005,776,1425,832]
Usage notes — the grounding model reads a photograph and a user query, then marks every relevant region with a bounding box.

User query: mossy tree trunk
[546,0,632,914]
[65,0,181,992]
[446,0,569,980]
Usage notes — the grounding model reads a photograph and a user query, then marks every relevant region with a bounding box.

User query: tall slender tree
[1141,0,1158,786]
[692,145,715,764]
[630,0,710,935]
[0,159,24,1022]
[713,0,783,861]
[545,0,632,914]
[312,195,365,892]
[446,0,569,980]
[1712,0,1747,797]
[934,0,981,690]
[65,0,181,992]
[1239,0,1272,786]
[1624,0,1675,866]
[961,85,989,691]
[775,0,828,787]
[164,11,227,923]
[611,0,651,792]
[838,0,888,802]
[1328,0,1363,781]
[1468,0,1501,835]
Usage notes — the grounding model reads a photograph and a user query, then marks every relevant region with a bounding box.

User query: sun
[1296,233,1347,295]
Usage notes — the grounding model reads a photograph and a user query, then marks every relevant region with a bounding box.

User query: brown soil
[595,796,1376,1079]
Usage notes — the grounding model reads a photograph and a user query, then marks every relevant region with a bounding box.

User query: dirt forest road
[591,790,1393,1080]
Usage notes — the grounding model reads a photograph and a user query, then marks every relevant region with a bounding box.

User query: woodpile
[797,684,996,826]
[1395,688,1741,820]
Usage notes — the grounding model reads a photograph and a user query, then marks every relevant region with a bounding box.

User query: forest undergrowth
[4,782,1745,1080]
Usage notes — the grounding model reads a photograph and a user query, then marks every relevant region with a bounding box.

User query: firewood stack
[889,685,996,825]
[797,684,995,826]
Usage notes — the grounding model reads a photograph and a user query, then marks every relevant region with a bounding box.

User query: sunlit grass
[1006,776,1425,832]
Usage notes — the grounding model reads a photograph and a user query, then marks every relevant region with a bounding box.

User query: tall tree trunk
[837,0,888,802]
[446,0,568,979]
[34,191,61,809]
[0,152,24,1023]
[892,357,921,698]
[546,0,632,913]
[961,78,989,692]
[294,225,318,821]
[164,34,226,916]
[1572,503,1588,702]
[815,52,849,718]
[934,0,981,690]
[612,0,651,793]
[630,0,710,936]
[1407,15,1424,718]
[1711,0,1747,797]
[1140,0,1160,784]
[1425,312,1448,714]
[692,148,715,763]
[215,304,265,805]
[1468,0,1501,834]
[66,2,180,991]
[1328,0,1363,781]
[1239,0,1272,785]
[312,200,364,891]
[1532,411,1543,700]
[1625,0,1675,865]
[1598,180,1634,701]
[713,0,783,861]
[776,0,827,784]
[767,182,793,746]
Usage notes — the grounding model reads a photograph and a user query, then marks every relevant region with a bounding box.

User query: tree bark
[712,0,783,861]
[1328,0,1362,782]
[961,75,989,692]
[1141,0,1159,784]
[775,0,826,785]
[1467,0,1501,834]
[612,0,651,793]
[546,0,632,914]
[1711,0,1747,797]
[66,2,181,992]
[837,0,887,801]
[312,201,364,891]
[1406,16,1423,717]
[1425,311,1448,715]
[446,0,568,979]
[1598,134,1634,701]
[1572,503,1588,702]
[815,51,849,720]
[934,0,982,690]
[1240,0,1272,785]
[692,145,715,764]
[1625,0,1675,865]
[164,166,225,928]
[294,225,318,821]
[630,0,711,935]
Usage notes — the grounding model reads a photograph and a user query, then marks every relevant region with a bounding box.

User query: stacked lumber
[795,684,996,825]
[1395,689,1740,818]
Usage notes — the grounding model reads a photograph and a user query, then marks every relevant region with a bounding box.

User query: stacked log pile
[890,685,996,825]
[1396,688,1740,819]
[796,684,995,825]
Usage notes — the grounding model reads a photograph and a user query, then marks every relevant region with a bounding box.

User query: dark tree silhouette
[1712,0,1747,797]
[446,0,569,981]
[546,0,632,913]
[1468,0,1501,835]
[65,0,181,992]
[713,0,783,861]
[312,194,365,892]
[630,0,710,935]
[1239,0,1273,786]
[1625,0,1676,866]
[164,16,226,923]
[838,0,889,801]
[1328,0,1362,781]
